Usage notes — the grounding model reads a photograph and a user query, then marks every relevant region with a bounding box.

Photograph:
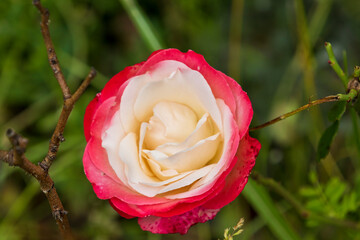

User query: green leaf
[324,178,346,205]
[243,180,301,240]
[317,120,340,160]
[299,187,320,197]
[328,101,347,122]
[306,199,324,212]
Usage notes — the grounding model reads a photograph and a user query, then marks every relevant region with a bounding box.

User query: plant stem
[250,95,340,131]
[325,42,348,89]
[0,1,97,239]
[33,0,97,172]
[0,131,72,239]
[343,50,348,77]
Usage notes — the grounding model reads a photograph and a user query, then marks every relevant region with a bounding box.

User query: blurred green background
[1,0,360,239]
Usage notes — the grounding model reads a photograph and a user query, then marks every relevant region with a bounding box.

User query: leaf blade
[317,120,340,160]
[243,180,301,240]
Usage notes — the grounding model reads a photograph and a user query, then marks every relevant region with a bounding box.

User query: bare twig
[39,66,96,172]
[0,129,72,239]
[0,0,97,239]
[32,0,97,172]
[33,0,71,100]
[71,67,97,103]
[251,172,360,230]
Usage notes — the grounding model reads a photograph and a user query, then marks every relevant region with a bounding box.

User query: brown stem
[33,0,71,100]
[72,67,97,103]
[250,95,340,131]
[40,67,96,172]
[0,0,97,239]
[31,0,97,172]
[252,172,360,230]
[0,130,72,239]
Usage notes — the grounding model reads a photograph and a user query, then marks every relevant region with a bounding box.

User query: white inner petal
[144,101,198,149]
[133,68,222,130]
[119,60,193,134]
[155,112,213,156]
[166,99,237,199]
[143,133,220,173]
[101,110,129,186]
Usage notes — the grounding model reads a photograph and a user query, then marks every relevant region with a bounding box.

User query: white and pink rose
[83,49,261,234]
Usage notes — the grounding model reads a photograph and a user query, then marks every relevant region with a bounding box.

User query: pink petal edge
[203,134,261,209]
[138,206,220,234]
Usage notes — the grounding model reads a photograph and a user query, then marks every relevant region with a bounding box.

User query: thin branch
[31,0,97,172]
[250,95,340,131]
[33,0,71,99]
[0,0,97,238]
[39,67,97,172]
[71,67,97,103]
[251,172,360,230]
[0,129,72,239]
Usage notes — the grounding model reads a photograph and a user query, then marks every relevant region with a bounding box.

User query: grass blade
[119,0,164,51]
[243,180,301,240]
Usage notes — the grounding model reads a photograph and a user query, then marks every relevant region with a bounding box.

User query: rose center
[143,101,198,149]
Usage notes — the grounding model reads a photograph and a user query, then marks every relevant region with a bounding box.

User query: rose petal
[166,99,239,199]
[118,60,190,134]
[219,71,253,140]
[84,63,141,141]
[138,206,220,234]
[133,68,222,130]
[143,133,220,173]
[119,133,215,196]
[202,134,261,209]
[144,101,198,149]
[109,200,136,219]
[154,113,213,156]
[83,147,170,205]
[136,49,237,118]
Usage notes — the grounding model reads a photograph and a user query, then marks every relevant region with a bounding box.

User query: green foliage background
[1,0,360,239]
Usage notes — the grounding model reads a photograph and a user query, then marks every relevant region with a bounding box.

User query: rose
[83,49,261,234]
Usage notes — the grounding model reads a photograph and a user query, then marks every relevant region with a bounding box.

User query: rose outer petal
[203,134,261,209]
[219,71,254,140]
[138,206,220,234]
[84,63,142,141]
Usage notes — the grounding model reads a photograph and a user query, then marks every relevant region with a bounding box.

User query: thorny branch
[0,0,97,239]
